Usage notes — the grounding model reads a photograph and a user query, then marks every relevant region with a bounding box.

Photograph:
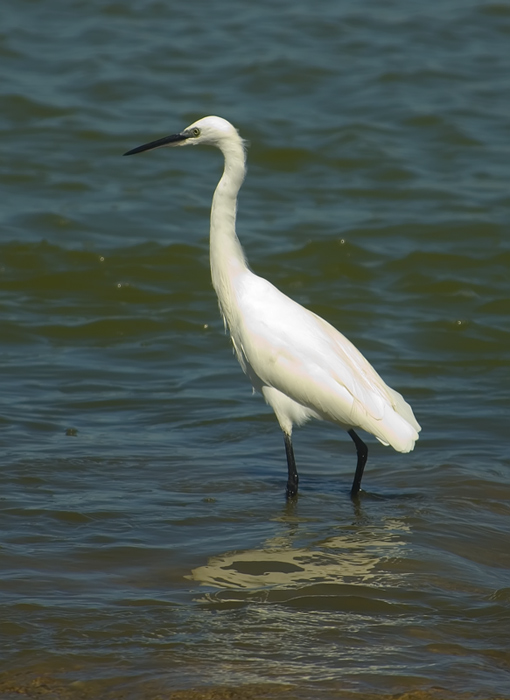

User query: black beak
[123,132,189,156]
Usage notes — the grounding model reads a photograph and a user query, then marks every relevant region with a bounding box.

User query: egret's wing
[232,274,394,425]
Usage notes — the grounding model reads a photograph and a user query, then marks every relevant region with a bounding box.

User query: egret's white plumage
[125,116,421,498]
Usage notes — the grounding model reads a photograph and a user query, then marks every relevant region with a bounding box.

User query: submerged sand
[0,670,508,700]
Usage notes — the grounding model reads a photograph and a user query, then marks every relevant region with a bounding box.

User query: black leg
[348,429,368,499]
[284,433,299,499]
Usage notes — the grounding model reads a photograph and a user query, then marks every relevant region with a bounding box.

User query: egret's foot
[350,486,364,501]
[286,479,299,499]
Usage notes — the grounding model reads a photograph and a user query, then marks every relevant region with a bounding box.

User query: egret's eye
[191,127,200,137]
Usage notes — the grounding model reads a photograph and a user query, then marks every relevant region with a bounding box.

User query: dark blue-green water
[1,1,509,698]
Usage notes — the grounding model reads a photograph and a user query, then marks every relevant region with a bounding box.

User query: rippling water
[1,1,509,698]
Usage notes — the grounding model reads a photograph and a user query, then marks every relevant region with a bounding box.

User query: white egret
[124,116,421,499]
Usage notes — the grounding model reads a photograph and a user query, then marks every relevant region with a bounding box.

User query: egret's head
[124,116,244,156]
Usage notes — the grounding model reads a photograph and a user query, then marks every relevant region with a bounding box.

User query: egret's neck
[209,138,248,313]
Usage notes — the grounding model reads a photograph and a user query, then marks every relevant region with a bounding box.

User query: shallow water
[1,1,510,698]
